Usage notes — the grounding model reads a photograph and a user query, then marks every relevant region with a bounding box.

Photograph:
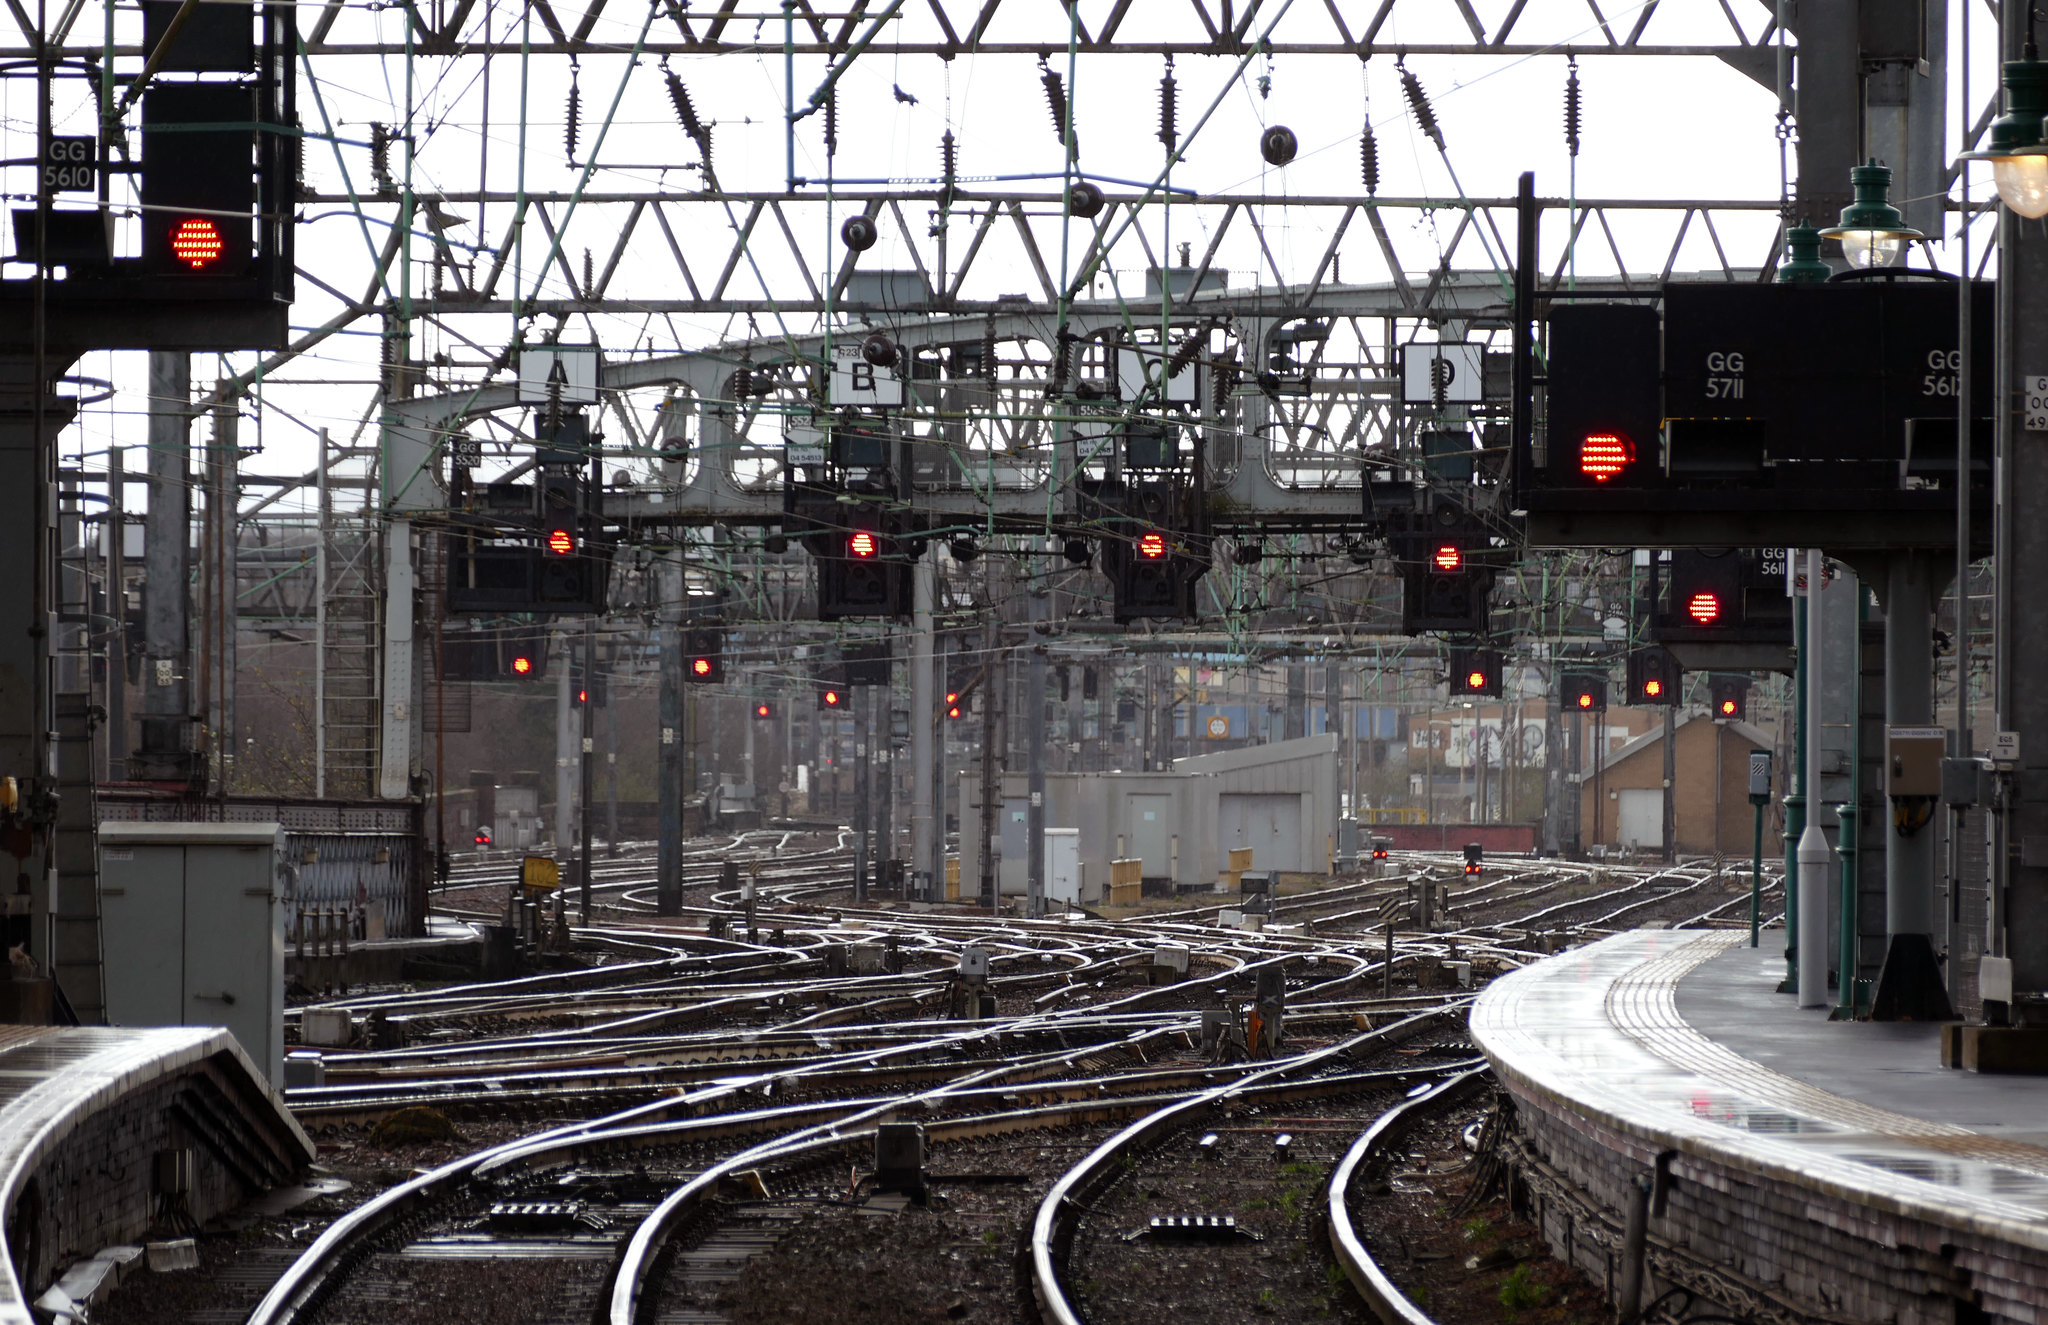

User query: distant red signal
[510,655,534,676]
[1687,591,1722,624]
[546,526,575,555]
[1137,531,1168,560]
[849,530,878,558]
[1432,544,1463,572]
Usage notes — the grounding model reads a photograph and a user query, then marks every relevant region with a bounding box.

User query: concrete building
[1575,716,1776,858]
[958,734,1339,899]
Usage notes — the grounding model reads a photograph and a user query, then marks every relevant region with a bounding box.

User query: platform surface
[0,1026,314,1325]
[1472,929,2048,1252]
[1677,940,2048,1147]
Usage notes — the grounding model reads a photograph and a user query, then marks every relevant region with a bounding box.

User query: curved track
[246,841,1782,1324]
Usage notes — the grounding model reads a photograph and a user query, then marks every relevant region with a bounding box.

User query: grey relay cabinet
[98,821,287,1085]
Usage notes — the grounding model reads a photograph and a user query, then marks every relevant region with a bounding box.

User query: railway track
[198,842,1788,1325]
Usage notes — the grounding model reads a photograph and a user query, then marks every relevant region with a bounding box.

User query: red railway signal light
[1137,531,1168,560]
[510,654,535,676]
[1579,431,1634,482]
[849,530,878,558]
[1687,591,1723,624]
[169,216,225,269]
[1432,543,1463,572]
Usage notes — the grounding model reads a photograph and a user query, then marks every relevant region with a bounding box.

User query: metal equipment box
[99,821,286,1085]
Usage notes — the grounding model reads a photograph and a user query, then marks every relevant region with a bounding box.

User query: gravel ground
[1065,1095,1380,1325]
[716,1127,1131,1325]
[91,1119,580,1325]
[1347,1109,1606,1324]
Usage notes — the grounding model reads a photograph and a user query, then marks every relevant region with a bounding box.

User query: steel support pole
[656,600,682,915]
[1869,552,1955,1018]
[977,609,1000,911]
[1798,549,1832,1008]
[105,446,127,781]
[1994,1,2048,1019]
[579,620,595,924]
[911,556,936,901]
[1026,645,1046,919]
[138,350,191,777]
[554,630,575,865]
[1661,705,1676,863]
[854,683,870,903]
[1751,797,1764,947]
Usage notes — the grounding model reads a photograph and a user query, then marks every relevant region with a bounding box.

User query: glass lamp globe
[1991,153,2048,218]
[1838,230,1905,269]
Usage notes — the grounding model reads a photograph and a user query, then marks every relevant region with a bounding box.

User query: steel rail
[1026,1007,1460,1325]
[1326,1065,1494,1325]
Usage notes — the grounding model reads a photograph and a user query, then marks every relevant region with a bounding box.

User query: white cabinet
[99,822,285,1086]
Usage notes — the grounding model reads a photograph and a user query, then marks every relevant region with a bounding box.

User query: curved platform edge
[1472,930,2048,1325]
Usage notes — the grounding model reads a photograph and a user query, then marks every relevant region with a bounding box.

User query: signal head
[1687,591,1722,624]
[170,217,225,269]
[546,527,576,555]
[1577,692,1593,709]
[849,530,878,559]
[823,688,843,708]
[1720,698,1738,716]
[511,655,534,676]
[692,657,713,677]
[1432,543,1463,572]
[1465,669,1487,690]
[1137,531,1168,560]
[1644,678,1664,698]
[1580,431,1635,482]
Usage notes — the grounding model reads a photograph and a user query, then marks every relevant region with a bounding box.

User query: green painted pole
[1784,604,1807,992]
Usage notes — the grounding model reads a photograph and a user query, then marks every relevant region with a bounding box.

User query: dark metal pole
[1027,645,1046,919]
[1511,171,1536,496]
[854,683,870,903]
[579,619,595,924]
[1750,796,1765,947]
[977,612,999,911]
[657,613,681,915]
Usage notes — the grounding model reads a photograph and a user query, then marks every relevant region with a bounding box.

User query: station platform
[0,1025,313,1325]
[1473,930,2048,1325]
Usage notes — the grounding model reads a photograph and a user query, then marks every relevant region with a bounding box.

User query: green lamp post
[1774,223,1832,283]
[1817,161,1925,270]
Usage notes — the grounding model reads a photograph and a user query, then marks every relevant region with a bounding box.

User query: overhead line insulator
[1398,61,1443,152]
[1565,59,1583,159]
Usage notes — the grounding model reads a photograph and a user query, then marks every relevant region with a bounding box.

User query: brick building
[1575,715,1777,857]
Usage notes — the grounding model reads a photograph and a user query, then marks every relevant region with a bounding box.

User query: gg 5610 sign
[44,137,95,193]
